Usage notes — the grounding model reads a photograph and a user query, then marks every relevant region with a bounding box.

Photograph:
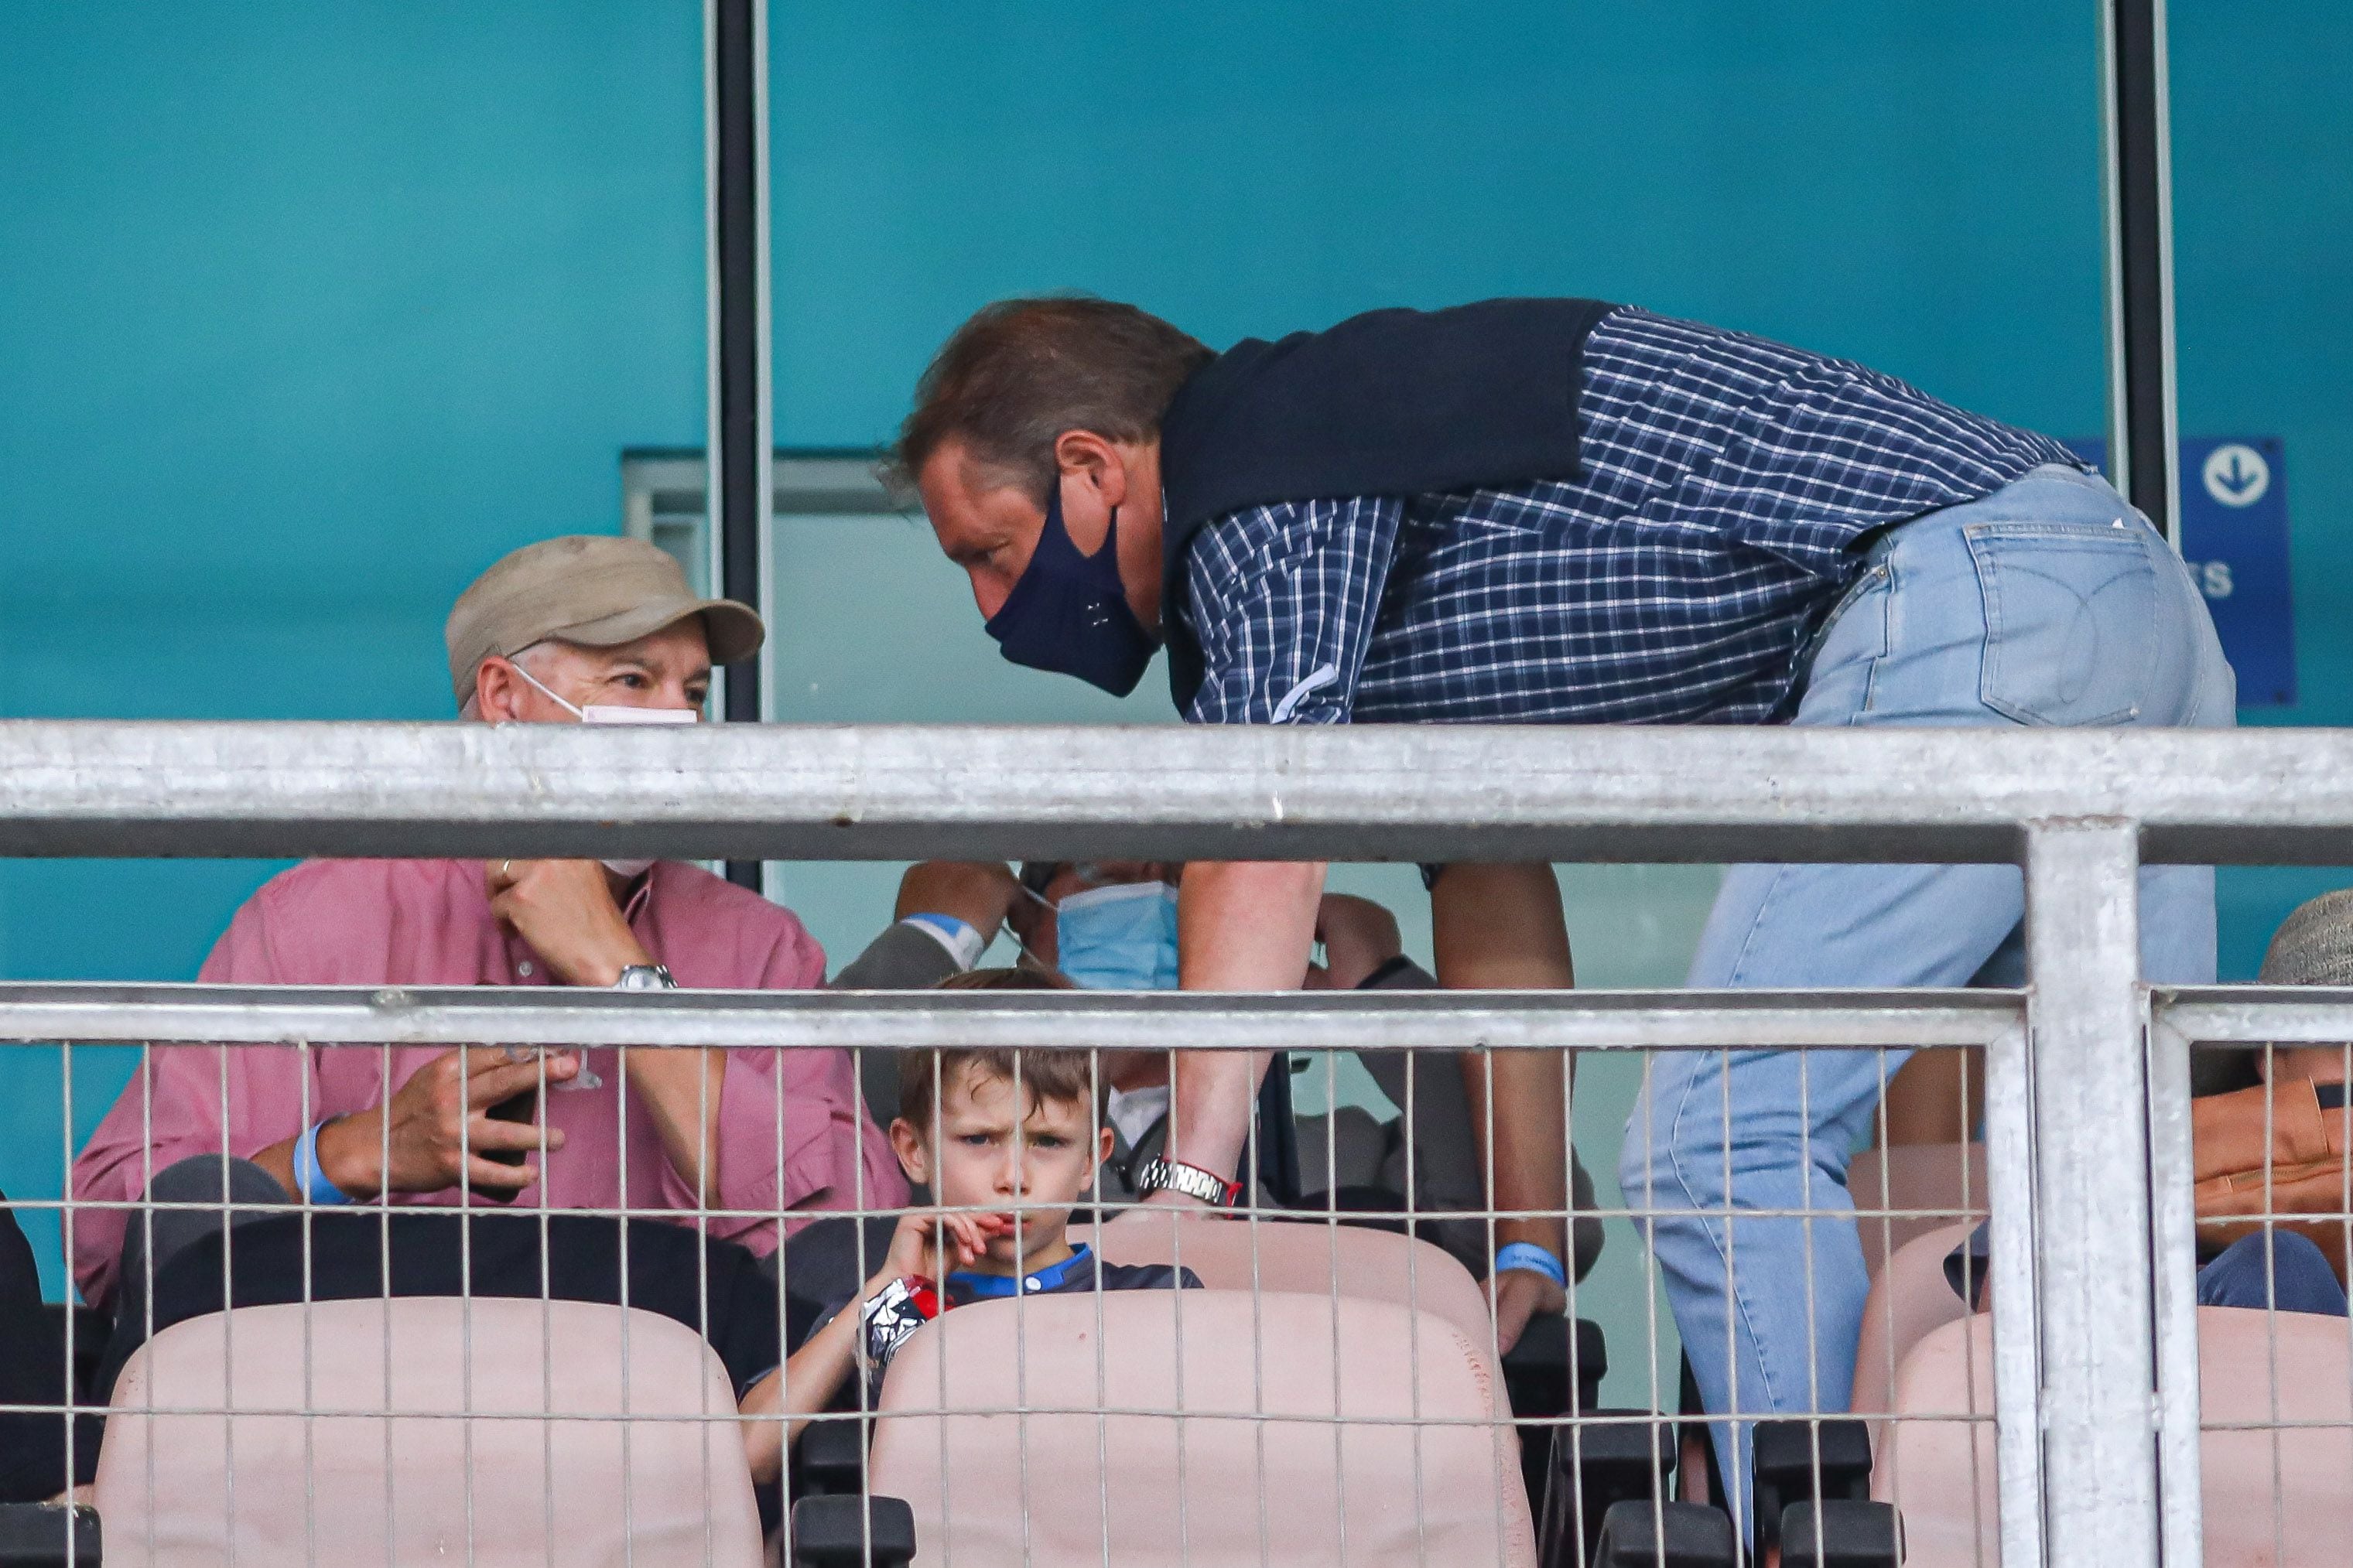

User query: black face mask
[983,480,1159,696]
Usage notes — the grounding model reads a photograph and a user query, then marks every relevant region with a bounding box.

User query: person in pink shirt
[70,535,908,1315]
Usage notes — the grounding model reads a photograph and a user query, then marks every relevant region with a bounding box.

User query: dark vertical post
[710,0,766,890]
[2103,0,2178,541]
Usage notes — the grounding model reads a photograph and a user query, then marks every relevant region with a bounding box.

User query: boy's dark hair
[888,296,1213,501]
[896,966,1099,1133]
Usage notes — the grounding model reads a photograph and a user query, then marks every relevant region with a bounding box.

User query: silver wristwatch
[1134,1156,1238,1208]
[613,964,675,991]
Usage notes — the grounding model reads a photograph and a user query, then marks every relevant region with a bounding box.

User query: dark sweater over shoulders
[1156,298,1614,711]
[1152,300,2082,726]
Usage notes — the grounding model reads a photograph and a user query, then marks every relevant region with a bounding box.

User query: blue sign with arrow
[2066,436,2296,709]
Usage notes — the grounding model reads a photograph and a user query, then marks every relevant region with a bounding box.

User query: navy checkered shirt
[1178,306,2084,726]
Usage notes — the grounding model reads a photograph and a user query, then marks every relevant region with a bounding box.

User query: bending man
[892,294,2234,1490]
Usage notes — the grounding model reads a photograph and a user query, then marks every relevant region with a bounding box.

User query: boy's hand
[878,1210,1011,1288]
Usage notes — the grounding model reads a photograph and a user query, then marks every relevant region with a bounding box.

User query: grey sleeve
[1359,956,1438,991]
[829,921,966,1127]
[829,920,964,992]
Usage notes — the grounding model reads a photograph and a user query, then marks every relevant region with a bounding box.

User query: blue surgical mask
[983,483,1158,696]
[1054,881,1181,991]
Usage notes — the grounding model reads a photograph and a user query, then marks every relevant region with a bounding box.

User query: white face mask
[509,659,697,876]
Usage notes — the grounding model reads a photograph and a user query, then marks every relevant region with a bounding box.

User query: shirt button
[1024,1277,1043,1293]
[516,960,535,978]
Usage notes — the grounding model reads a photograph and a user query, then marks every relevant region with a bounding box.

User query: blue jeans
[1618,464,2235,1513]
[2197,1232,2350,1317]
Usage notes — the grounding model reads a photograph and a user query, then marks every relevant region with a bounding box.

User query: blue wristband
[292,1119,353,1207]
[1495,1241,1565,1288]
[901,913,986,969]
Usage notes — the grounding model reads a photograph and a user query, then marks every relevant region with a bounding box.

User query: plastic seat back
[1875,1307,2353,1567]
[95,1297,762,1568]
[1847,1143,1987,1283]
[867,1289,1537,1566]
[1849,1220,1976,1435]
[1080,1212,1497,1365]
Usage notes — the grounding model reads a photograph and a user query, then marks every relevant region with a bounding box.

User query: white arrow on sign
[2202,443,2270,507]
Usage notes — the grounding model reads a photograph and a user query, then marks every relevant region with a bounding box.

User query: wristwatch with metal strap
[1134,1156,1241,1208]
[613,963,675,990]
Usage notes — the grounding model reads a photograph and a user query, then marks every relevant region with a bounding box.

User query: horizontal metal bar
[2156,987,2353,1043]
[0,982,2023,1052]
[8,720,2353,863]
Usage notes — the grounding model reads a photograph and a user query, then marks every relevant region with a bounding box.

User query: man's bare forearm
[1164,860,1325,1189]
[623,1047,727,1206]
[1460,1051,1572,1252]
[1433,864,1575,1255]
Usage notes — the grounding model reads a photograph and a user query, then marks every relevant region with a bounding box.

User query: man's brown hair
[895,966,1100,1134]
[889,296,1213,501]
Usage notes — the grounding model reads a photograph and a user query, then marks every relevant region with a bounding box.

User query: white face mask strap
[1055,879,1175,913]
[1007,925,1052,972]
[505,657,587,719]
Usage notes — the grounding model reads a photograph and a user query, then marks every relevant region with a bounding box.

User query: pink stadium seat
[94,1297,763,1567]
[1875,1307,2353,1567]
[867,1289,1537,1566]
[1847,1143,1987,1283]
[1849,1220,1977,1436]
[1079,1211,1499,1366]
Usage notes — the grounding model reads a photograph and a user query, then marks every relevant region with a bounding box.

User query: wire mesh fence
[12,1012,2332,1567]
[5,719,2353,1566]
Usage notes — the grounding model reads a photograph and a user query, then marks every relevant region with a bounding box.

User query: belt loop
[1780,537,1898,716]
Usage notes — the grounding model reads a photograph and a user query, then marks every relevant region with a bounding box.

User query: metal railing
[10,717,2353,1567]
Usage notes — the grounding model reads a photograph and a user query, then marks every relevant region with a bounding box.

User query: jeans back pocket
[1967,522,2159,727]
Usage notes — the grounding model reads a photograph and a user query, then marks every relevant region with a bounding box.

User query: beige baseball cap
[444,535,764,705]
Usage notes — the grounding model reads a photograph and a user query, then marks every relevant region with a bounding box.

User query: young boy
[740,968,1198,1484]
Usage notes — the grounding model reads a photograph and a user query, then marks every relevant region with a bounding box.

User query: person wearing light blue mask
[1005,862,1185,991]
[1044,877,1183,992]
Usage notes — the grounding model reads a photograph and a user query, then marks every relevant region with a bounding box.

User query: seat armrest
[1592,1499,1735,1568]
[789,1494,915,1568]
[1778,1499,1904,1568]
[1539,1411,1675,1568]
[792,1416,867,1497]
[1750,1417,1874,1551]
[1503,1313,1610,1417]
[0,1503,102,1568]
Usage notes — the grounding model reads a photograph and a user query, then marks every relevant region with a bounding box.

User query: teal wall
[0,0,708,1289]
[1,0,2346,1396]
[772,3,2108,445]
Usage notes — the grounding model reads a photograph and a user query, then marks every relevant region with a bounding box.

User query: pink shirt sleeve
[68,890,324,1306]
[656,915,910,1256]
